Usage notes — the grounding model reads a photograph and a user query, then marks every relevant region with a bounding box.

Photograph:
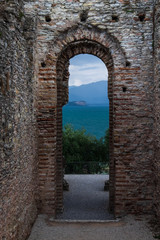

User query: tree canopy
[62,124,109,174]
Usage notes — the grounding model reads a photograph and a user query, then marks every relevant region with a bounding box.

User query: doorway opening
[56,40,114,217]
[57,54,113,220]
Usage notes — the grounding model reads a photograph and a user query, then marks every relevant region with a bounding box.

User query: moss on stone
[18,11,24,20]
[123,8,135,13]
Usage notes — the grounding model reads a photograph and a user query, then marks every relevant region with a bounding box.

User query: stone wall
[31,0,155,217]
[0,1,38,239]
[154,0,160,226]
[1,0,160,239]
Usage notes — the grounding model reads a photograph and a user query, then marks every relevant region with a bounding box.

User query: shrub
[63,124,109,174]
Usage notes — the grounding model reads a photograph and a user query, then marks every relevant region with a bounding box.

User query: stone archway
[37,26,126,216]
[56,40,114,214]
[1,0,159,238]
[37,26,153,218]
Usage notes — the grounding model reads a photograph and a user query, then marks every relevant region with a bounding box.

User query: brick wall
[0,1,38,239]
[1,0,160,239]
[32,0,155,217]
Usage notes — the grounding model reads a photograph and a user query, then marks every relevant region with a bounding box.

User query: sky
[69,54,108,86]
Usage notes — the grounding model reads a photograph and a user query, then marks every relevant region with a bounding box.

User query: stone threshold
[48,218,121,223]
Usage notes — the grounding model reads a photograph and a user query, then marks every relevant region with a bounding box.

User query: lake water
[62,105,109,139]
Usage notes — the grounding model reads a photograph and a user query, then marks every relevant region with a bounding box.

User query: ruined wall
[0,1,38,239]
[29,0,155,217]
[154,0,160,226]
[1,0,160,239]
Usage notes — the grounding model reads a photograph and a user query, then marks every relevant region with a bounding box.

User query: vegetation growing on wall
[63,124,109,174]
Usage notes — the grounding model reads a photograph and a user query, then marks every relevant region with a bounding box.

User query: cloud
[69,62,108,86]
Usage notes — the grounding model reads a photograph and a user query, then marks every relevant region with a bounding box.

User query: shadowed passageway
[27,176,154,240]
[56,174,114,220]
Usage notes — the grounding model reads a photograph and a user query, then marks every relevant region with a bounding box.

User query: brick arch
[56,40,114,105]
[37,26,130,216]
[47,26,127,67]
[56,40,115,213]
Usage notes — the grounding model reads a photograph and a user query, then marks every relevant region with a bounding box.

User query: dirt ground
[28,175,155,240]
[28,215,155,240]
[56,174,113,220]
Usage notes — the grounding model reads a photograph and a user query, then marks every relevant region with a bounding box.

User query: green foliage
[18,11,24,21]
[154,235,160,239]
[63,124,109,174]
[123,8,135,13]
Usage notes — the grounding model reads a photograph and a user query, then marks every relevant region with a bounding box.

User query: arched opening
[64,53,109,139]
[56,40,115,216]
[60,53,111,219]
[37,26,151,218]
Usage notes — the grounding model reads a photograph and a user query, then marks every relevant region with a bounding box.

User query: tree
[62,124,109,174]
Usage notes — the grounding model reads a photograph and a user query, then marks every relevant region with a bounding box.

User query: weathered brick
[0,0,160,239]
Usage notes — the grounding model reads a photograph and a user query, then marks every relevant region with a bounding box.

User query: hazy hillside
[69,80,109,106]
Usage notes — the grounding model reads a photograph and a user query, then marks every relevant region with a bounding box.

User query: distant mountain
[69,81,109,106]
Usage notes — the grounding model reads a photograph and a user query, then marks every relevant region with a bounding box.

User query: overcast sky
[69,54,108,86]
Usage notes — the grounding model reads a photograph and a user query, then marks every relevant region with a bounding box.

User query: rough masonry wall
[154,0,160,226]
[0,1,159,239]
[24,0,156,217]
[0,1,38,239]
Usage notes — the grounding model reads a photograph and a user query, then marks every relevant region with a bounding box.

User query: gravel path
[28,215,154,240]
[28,175,154,240]
[56,174,113,220]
